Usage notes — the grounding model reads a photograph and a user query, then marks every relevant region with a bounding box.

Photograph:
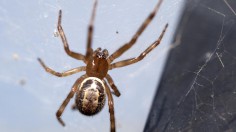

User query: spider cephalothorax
[38,0,167,131]
[86,48,109,79]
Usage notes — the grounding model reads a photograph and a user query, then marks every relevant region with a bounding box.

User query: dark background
[145,0,236,131]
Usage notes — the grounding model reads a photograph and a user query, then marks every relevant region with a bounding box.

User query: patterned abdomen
[75,77,106,116]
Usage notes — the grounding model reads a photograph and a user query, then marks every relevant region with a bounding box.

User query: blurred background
[0,0,184,132]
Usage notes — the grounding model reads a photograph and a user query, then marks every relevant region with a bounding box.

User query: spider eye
[102,54,107,59]
[96,52,103,58]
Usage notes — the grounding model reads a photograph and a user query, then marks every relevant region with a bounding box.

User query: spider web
[145,0,236,131]
[0,0,184,132]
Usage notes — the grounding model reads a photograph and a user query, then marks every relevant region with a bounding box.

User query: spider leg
[57,10,86,63]
[38,58,86,77]
[106,74,121,97]
[56,75,86,126]
[109,24,168,70]
[108,0,164,64]
[85,0,98,59]
[103,80,116,132]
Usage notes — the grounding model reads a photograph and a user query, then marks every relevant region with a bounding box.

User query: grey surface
[145,0,236,131]
[0,0,184,132]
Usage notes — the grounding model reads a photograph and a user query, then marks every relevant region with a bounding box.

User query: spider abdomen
[76,77,106,116]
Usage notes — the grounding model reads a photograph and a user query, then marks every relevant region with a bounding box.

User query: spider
[37,0,168,131]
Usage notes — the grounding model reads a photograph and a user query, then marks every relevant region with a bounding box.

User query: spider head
[88,47,109,78]
[93,47,109,59]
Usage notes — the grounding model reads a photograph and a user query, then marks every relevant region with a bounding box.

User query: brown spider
[37,0,168,131]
